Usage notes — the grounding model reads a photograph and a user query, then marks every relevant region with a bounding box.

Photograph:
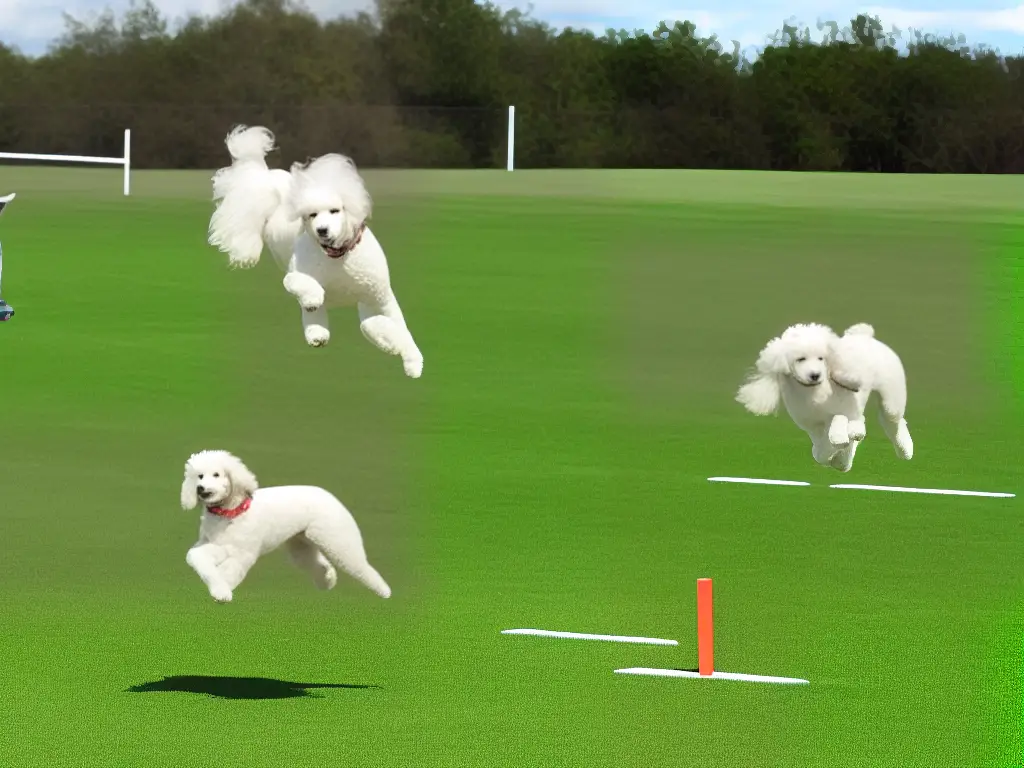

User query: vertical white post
[123,129,132,196]
[0,192,13,292]
[506,105,515,172]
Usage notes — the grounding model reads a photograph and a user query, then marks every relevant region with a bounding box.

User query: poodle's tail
[224,125,275,165]
[208,125,282,269]
[844,322,875,338]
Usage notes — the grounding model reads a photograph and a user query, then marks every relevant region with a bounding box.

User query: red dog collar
[207,497,252,519]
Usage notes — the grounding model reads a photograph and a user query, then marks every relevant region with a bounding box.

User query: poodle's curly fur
[736,322,914,472]
[208,125,423,378]
[180,450,391,603]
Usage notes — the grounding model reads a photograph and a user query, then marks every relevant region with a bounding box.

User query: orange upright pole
[697,578,714,676]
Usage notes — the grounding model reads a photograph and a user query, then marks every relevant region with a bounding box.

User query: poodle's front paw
[300,291,325,312]
[284,273,325,309]
[847,420,867,442]
[828,417,850,447]
[828,430,850,447]
[305,325,330,348]
[210,585,233,603]
[403,355,423,379]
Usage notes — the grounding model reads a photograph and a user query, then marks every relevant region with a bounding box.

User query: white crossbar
[502,628,678,645]
[615,667,810,684]
[708,476,810,487]
[830,483,1015,498]
[0,152,121,165]
[0,129,132,195]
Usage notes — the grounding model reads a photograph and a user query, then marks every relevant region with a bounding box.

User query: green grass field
[0,167,1020,767]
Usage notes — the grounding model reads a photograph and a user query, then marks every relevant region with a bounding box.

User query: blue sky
[2,0,1024,57]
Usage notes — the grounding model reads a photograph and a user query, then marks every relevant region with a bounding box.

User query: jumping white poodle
[207,125,424,378]
[736,322,914,472]
[179,450,392,603]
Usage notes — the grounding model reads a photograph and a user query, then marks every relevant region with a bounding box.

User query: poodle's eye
[329,208,340,214]
[213,472,220,478]
[818,357,824,361]
[796,357,806,363]
[198,474,204,479]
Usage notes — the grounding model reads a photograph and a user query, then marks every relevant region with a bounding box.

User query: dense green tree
[0,0,1020,171]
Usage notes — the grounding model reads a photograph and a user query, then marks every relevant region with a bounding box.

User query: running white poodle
[207,125,424,378]
[736,322,914,472]
[179,450,392,603]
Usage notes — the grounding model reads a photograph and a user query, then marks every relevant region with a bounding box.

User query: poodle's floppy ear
[736,335,787,415]
[754,336,790,376]
[180,461,198,510]
[736,373,782,415]
[223,453,259,498]
[826,340,863,393]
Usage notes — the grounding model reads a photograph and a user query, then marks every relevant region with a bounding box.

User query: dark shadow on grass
[127,675,380,700]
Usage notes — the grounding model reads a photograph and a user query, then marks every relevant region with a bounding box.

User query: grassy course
[0,167,1020,767]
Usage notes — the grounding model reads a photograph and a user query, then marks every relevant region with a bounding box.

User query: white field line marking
[615,667,809,684]
[501,629,678,646]
[708,477,810,487]
[830,484,1015,498]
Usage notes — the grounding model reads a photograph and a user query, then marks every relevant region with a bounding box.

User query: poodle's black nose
[316,227,329,237]
[809,372,821,382]
[197,486,208,495]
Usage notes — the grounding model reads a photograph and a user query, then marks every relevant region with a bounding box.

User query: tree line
[0,0,1022,172]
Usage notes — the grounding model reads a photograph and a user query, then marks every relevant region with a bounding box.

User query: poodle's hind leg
[300,304,331,348]
[358,299,423,378]
[879,411,914,460]
[810,433,835,466]
[185,543,234,603]
[875,362,911,459]
[829,441,859,472]
[286,535,338,590]
[303,518,392,599]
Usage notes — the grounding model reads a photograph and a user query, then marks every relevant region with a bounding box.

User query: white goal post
[506,105,515,172]
[0,129,132,195]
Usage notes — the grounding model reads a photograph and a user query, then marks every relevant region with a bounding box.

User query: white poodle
[736,323,914,472]
[179,450,392,603]
[207,125,424,378]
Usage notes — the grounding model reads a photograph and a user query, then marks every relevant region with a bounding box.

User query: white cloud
[0,3,69,38]
[541,18,609,34]
[0,0,373,53]
[497,0,637,16]
[509,5,762,45]
[295,0,372,16]
[865,5,1024,33]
